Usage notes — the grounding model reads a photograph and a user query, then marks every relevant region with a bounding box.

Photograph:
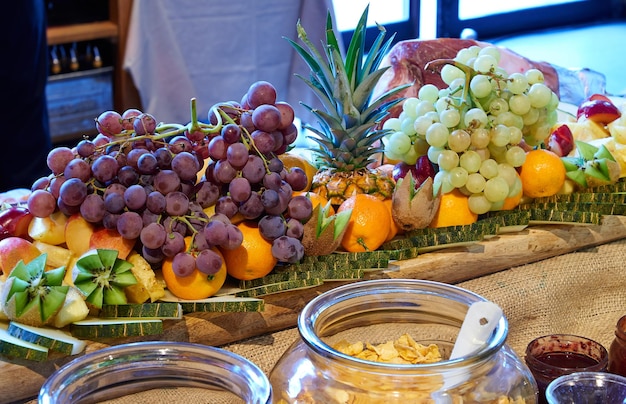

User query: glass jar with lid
[269,279,538,403]
[39,341,272,404]
[609,314,626,377]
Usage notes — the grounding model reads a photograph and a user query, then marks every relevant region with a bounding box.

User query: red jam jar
[609,315,626,377]
[525,334,609,404]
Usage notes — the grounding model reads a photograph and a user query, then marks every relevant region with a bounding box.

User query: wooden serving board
[4,215,626,402]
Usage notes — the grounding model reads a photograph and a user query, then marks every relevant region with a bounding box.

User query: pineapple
[286,6,410,206]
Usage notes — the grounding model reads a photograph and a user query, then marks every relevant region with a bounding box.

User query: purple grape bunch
[27,80,311,276]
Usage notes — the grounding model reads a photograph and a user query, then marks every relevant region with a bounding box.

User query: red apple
[89,228,136,259]
[577,99,621,125]
[546,124,575,157]
[0,237,41,280]
[0,206,34,241]
[392,155,436,189]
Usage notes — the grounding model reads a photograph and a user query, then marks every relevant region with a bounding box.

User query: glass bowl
[38,341,272,404]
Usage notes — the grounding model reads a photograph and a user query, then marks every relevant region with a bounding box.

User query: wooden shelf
[47,20,118,46]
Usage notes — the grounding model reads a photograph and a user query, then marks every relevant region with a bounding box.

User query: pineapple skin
[311,167,395,206]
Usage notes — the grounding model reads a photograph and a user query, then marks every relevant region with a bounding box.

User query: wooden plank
[3,216,626,402]
[47,21,118,46]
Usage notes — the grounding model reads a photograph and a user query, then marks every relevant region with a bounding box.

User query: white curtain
[124,0,338,127]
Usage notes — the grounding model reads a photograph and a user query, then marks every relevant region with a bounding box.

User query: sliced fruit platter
[3,6,626,401]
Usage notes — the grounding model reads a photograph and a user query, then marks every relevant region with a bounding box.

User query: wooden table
[6,215,626,403]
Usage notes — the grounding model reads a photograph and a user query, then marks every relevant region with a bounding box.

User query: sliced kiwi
[72,249,137,310]
[0,254,69,327]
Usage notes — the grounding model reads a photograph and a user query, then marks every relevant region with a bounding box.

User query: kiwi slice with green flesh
[1,254,69,327]
[72,249,137,310]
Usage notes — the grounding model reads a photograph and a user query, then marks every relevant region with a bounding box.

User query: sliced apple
[89,228,136,260]
[27,211,68,246]
[31,241,74,271]
[0,237,42,280]
[577,99,621,125]
[64,214,95,256]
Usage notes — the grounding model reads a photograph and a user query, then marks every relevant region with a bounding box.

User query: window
[435,0,624,39]
[332,0,624,43]
[331,0,416,49]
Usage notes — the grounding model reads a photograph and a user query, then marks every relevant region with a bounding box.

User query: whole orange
[518,149,566,198]
[161,237,227,300]
[337,194,391,252]
[382,198,400,241]
[220,221,278,281]
[429,189,478,228]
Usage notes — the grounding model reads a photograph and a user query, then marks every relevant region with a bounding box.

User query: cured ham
[372,38,559,118]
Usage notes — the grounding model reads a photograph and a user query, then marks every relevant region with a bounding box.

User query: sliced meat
[372,38,559,118]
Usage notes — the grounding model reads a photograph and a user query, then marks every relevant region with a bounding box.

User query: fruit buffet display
[1,6,626,399]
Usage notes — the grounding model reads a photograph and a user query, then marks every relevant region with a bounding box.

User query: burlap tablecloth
[27,239,626,403]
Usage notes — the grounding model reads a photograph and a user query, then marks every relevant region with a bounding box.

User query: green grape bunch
[381,44,560,215]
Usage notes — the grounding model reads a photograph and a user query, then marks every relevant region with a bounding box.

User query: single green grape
[440,108,461,128]
[425,122,449,148]
[437,149,460,171]
[449,166,469,188]
[460,150,482,173]
[418,84,439,103]
[484,176,510,203]
[448,129,471,153]
[505,145,527,167]
[528,83,552,108]
[497,163,519,187]
[507,72,529,95]
[468,192,492,215]
[470,128,491,149]
[470,74,492,99]
[490,125,511,148]
[479,158,499,179]
[466,173,486,193]
[509,94,531,116]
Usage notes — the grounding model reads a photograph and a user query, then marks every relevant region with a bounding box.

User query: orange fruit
[161,237,227,300]
[279,152,317,192]
[518,149,566,198]
[293,191,335,216]
[221,221,278,281]
[382,198,400,241]
[337,194,391,252]
[429,189,478,228]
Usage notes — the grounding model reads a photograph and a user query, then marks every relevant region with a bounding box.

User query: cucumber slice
[99,303,183,319]
[7,322,86,355]
[70,318,163,339]
[0,322,48,361]
[527,209,601,225]
[234,278,324,298]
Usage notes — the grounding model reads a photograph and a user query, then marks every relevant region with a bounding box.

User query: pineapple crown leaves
[285,6,412,165]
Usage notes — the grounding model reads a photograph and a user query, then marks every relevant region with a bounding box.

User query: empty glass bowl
[38,341,272,404]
